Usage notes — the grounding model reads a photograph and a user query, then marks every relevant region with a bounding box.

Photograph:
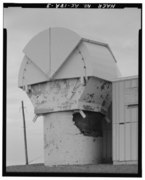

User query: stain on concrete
[83,105,94,111]
[28,77,112,115]
[102,100,106,106]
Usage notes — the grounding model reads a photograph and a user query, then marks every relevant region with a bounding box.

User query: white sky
[4,7,141,166]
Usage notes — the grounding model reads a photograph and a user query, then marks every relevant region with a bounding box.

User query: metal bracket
[32,114,39,123]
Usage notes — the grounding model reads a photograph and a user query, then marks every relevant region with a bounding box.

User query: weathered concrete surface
[27,77,112,115]
[44,111,103,166]
[28,78,84,113]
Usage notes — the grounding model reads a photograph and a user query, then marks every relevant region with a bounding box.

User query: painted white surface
[84,41,121,80]
[112,77,138,164]
[23,27,81,78]
[53,47,87,79]
[53,40,121,81]
[44,111,103,166]
[19,27,121,87]
[50,27,81,77]
[23,29,50,76]
[18,56,48,87]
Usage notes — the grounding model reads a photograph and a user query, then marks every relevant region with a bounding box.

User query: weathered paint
[27,77,112,115]
[44,111,103,166]
[79,77,112,114]
[28,78,84,113]
[112,77,138,164]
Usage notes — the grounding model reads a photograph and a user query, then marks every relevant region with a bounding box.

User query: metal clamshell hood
[18,27,121,88]
[19,27,81,87]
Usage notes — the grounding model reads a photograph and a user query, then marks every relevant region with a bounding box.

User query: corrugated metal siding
[112,78,138,164]
[102,105,112,162]
[102,121,112,162]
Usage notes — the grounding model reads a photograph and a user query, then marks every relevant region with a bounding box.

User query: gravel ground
[6,163,138,174]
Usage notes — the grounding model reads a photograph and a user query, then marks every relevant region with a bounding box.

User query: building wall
[44,111,103,166]
[112,77,138,164]
[102,117,112,163]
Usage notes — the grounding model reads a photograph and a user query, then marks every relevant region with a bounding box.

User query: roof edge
[112,75,138,82]
[82,38,117,63]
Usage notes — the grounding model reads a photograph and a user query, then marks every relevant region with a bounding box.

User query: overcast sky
[4,7,141,166]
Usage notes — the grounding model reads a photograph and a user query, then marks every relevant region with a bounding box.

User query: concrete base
[44,111,103,166]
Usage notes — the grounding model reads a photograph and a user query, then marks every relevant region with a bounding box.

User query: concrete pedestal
[44,111,103,166]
